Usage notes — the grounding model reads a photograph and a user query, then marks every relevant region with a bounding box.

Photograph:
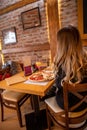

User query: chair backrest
[62,81,87,130]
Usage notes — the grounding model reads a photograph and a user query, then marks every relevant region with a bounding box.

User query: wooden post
[47,0,59,62]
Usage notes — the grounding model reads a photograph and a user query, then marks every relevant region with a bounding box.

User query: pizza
[28,70,54,82]
[28,72,46,82]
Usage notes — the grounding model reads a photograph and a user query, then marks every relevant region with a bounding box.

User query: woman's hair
[54,25,87,84]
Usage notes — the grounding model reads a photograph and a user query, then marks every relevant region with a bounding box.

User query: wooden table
[0,71,54,130]
[0,71,54,112]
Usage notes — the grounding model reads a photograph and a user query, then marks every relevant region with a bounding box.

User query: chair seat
[45,96,63,113]
[2,90,26,102]
[45,96,87,118]
[45,96,86,128]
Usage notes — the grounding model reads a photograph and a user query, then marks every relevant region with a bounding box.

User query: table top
[0,71,54,96]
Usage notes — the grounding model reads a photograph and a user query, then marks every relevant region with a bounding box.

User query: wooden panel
[77,0,83,37]
[47,0,59,61]
[2,43,50,54]
[77,0,87,40]
[0,0,39,15]
[82,39,87,46]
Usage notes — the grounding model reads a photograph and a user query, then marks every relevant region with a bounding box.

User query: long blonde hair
[54,25,87,84]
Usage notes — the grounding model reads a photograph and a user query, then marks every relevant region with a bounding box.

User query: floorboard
[0,99,87,130]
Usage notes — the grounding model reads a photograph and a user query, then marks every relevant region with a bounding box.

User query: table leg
[25,95,47,130]
[32,95,40,113]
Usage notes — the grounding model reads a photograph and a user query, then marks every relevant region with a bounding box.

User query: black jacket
[55,67,87,111]
[41,66,87,111]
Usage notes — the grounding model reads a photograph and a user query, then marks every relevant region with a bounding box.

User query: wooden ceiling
[0,0,39,15]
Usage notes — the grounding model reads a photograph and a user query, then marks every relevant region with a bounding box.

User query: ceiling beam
[0,0,39,16]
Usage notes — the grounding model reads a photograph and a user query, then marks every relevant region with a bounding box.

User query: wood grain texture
[47,0,59,61]
[2,43,50,54]
[0,0,39,15]
[0,71,54,96]
[77,0,84,38]
[77,0,87,45]
[77,0,87,40]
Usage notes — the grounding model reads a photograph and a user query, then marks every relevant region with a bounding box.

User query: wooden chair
[0,90,32,127]
[45,81,87,130]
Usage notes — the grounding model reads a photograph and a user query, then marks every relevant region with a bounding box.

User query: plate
[28,71,54,82]
[28,72,47,82]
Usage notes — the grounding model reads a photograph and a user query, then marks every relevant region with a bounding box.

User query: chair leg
[16,103,22,127]
[0,95,4,121]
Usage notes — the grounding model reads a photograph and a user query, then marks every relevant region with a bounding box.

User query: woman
[41,25,87,111]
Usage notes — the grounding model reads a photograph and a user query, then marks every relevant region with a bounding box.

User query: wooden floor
[0,99,58,130]
[0,99,87,130]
